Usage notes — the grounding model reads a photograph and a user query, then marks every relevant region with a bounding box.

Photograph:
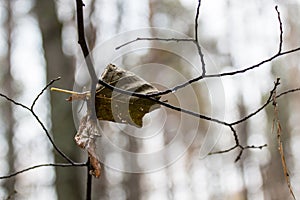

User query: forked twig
[0,78,75,164]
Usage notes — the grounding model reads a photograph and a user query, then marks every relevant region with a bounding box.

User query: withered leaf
[51,64,161,127]
[75,114,101,178]
[52,64,161,177]
[95,64,161,127]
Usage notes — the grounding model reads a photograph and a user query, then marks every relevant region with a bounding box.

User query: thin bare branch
[86,158,92,200]
[75,1,98,199]
[231,80,300,127]
[147,45,300,98]
[277,87,300,98]
[272,88,296,200]
[194,0,201,43]
[209,143,268,162]
[194,0,206,76]
[231,78,281,125]
[234,149,244,162]
[275,6,283,54]
[244,144,268,150]
[209,145,239,155]
[75,0,97,83]
[31,77,61,110]
[0,93,29,111]
[115,37,194,50]
[0,78,75,164]
[116,5,300,99]
[0,163,86,179]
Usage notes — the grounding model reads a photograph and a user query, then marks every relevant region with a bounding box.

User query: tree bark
[34,1,83,199]
[2,0,16,196]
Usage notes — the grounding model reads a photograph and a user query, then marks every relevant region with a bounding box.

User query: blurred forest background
[1,0,300,199]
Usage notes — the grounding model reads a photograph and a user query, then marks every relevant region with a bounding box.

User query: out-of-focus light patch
[10,15,45,106]
[55,0,74,22]
[0,161,8,178]
[190,162,209,200]
[140,129,165,153]
[12,0,33,16]
[243,158,263,193]
[142,170,167,190]
[152,13,169,27]
[247,134,270,166]
[62,23,77,56]
[169,155,187,181]
[221,164,244,195]
[290,134,300,175]
[179,0,195,9]
[121,1,149,31]
[247,114,268,142]
[105,128,127,147]
[220,73,240,121]
[212,124,235,151]
[0,128,9,156]
[146,190,169,200]
[203,76,226,119]
[14,167,56,200]
[167,157,193,200]
[291,133,300,153]
[0,2,7,57]
[108,186,126,200]
[288,113,300,130]
[94,0,119,40]
[105,155,125,185]
[12,114,42,145]
[109,129,129,149]
[0,189,7,200]
[29,136,54,162]
[0,28,7,57]
[200,1,227,39]
[247,112,268,137]
[247,190,265,200]
[137,149,167,170]
[164,113,180,133]
[290,159,300,198]
[140,174,169,200]
[15,164,56,186]
[206,170,223,199]
[237,76,264,110]
[14,185,57,200]
[0,139,9,178]
[204,151,224,171]
[173,187,192,200]
[221,1,278,68]
[156,140,185,162]
[0,2,7,24]
[13,139,53,173]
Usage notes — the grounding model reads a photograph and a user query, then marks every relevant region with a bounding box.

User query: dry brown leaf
[51,64,163,177]
[75,114,101,178]
[95,64,161,127]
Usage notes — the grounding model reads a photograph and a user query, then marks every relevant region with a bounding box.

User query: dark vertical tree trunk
[237,97,249,199]
[34,1,83,199]
[2,0,16,196]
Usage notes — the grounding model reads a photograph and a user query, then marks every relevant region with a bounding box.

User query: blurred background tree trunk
[2,0,16,196]
[0,1,300,199]
[34,1,83,199]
